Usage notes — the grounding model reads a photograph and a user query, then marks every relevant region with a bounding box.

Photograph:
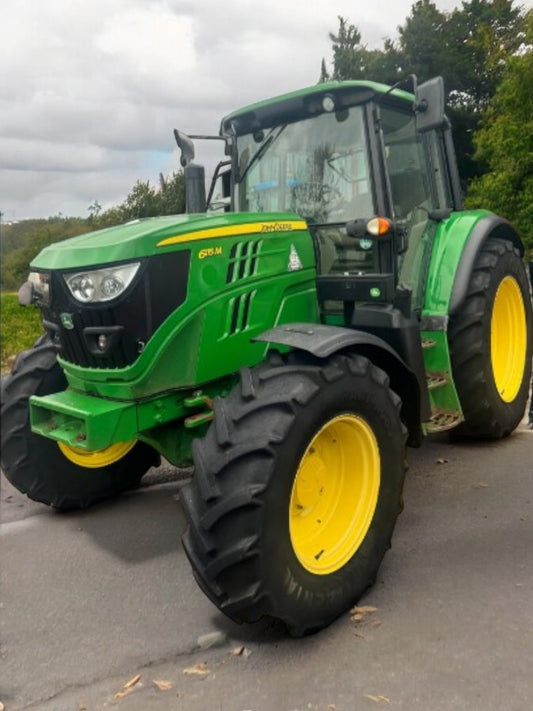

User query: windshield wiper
[237,124,287,184]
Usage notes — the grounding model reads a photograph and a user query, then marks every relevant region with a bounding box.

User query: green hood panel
[30,210,317,400]
[31,212,308,270]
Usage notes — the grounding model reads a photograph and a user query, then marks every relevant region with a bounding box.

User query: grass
[1,293,43,373]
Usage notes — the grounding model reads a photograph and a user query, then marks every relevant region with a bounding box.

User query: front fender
[254,322,401,359]
[254,322,424,446]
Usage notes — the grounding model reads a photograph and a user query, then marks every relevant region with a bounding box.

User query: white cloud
[95,7,197,86]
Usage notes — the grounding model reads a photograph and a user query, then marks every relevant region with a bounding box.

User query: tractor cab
[182,78,462,324]
[175,78,465,431]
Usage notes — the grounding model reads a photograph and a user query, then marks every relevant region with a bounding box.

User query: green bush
[1,293,42,373]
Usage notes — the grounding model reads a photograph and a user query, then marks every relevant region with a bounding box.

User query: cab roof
[220,80,415,136]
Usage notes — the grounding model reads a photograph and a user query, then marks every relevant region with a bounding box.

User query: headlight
[28,271,51,305]
[63,262,140,303]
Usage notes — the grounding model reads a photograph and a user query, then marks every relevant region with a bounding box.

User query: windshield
[235,106,374,224]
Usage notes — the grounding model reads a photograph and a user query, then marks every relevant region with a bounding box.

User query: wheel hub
[58,440,137,469]
[289,414,380,575]
[294,448,327,509]
[491,275,527,402]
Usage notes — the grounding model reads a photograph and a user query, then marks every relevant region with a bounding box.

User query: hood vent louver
[226,240,261,284]
[228,290,255,335]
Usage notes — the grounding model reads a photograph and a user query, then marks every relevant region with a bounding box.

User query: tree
[397,0,449,81]
[445,0,526,109]
[322,17,402,84]
[466,10,533,252]
[94,171,185,226]
[158,171,186,216]
[321,1,528,183]
[87,200,102,225]
[123,180,159,219]
[325,17,366,80]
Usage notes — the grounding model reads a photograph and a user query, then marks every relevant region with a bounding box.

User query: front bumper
[29,387,214,452]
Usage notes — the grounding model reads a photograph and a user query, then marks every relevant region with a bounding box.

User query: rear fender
[425,212,524,318]
[448,215,524,316]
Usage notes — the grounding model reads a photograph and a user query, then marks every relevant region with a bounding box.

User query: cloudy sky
[0,0,523,221]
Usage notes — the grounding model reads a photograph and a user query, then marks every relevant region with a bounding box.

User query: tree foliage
[1,217,88,290]
[466,10,533,252]
[325,16,401,84]
[321,1,528,182]
[91,171,185,228]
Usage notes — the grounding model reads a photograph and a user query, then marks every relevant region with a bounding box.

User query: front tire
[1,338,158,509]
[181,352,407,636]
[449,237,533,438]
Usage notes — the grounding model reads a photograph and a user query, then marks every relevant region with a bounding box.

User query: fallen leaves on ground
[113,674,142,700]
[153,679,173,691]
[364,694,391,704]
[123,674,141,689]
[350,605,378,623]
[183,662,210,676]
[231,646,252,658]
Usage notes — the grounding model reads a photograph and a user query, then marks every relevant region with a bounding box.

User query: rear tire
[181,352,406,636]
[449,237,532,438]
[1,338,158,509]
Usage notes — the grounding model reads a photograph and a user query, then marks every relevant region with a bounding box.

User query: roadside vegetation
[0,172,185,291]
[1,294,42,372]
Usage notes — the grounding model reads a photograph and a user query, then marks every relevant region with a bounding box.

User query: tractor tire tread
[1,337,156,509]
[181,352,407,635]
[449,237,532,438]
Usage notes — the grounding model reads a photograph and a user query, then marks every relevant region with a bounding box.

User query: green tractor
[2,77,532,635]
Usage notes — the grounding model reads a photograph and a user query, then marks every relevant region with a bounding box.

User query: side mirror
[415,76,446,133]
[174,129,195,167]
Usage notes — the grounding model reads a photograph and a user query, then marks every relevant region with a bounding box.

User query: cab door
[380,106,454,314]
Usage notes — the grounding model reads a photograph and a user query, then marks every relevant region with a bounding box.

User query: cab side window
[381,107,453,217]
[380,106,453,308]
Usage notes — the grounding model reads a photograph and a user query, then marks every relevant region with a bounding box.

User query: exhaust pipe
[174,129,206,214]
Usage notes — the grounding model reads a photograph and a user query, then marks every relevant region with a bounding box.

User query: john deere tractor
[2,77,532,635]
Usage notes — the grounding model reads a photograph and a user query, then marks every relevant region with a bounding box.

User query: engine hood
[31,212,306,270]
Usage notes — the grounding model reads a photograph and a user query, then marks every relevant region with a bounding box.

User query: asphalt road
[1,420,532,711]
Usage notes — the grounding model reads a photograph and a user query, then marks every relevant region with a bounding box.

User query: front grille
[41,251,190,369]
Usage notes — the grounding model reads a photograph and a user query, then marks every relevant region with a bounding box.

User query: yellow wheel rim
[491,276,527,403]
[289,414,380,576]
[58,440,137,469]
